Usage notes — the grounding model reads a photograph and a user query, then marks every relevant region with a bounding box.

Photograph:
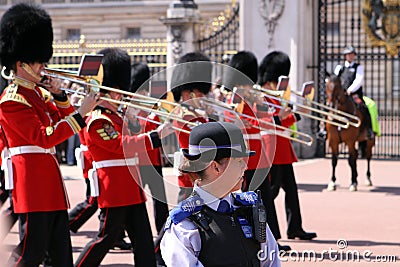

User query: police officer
[161,122,280,266]
[334,45,373,139]
[0,3,98,266]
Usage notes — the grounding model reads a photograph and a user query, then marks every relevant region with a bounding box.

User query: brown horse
[325,74,375,191]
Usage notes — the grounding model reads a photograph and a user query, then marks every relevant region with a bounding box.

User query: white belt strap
[92,157,139,169]
[75,147,84,170]
[243,133,261,140]
[8,145,56,156]
[88,157,139,197]
[75,145,89,170]
[3,146,55,190]
[1,149,13,190]
[88,169,99,197]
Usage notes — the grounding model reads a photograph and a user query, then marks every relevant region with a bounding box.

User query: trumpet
[251,84,361,128]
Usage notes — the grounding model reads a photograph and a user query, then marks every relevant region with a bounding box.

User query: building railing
[50,37,167,75]
[197,0,239,64]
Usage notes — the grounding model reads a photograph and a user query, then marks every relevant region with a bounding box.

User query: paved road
[1,158,399,266]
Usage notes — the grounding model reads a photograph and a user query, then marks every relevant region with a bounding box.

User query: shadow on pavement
[297,183,400,196]
[369,186,400,196]
[297,183,327,192]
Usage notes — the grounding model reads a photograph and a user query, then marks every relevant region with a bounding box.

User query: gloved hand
[156,121,174,139]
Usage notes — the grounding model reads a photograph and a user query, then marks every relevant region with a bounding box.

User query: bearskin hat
[98,48,131,92]
[170,52,212,102]
[0,3,53,71]
[258,51,291,85]
[223,50,258,91]
[130,62,150,93]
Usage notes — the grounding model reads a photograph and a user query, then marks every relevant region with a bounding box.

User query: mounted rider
[334,45,374,139]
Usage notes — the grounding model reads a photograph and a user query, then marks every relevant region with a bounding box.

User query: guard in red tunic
[131,62,169,235]
[0,3,98,266]
[74,48,173,267]
[68,109,134,250]
[224,50,290,251]
[259,51,316,241]
[170,52,211,202]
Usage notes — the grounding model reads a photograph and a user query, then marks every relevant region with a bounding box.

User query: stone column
[239,0,318,158]
[160,0,202,68]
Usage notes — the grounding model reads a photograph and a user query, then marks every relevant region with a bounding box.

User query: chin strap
[1,66,14,80]
[20,63,42,81]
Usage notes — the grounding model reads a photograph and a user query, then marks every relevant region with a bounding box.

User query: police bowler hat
[182,122,255,161]
[343,45,356,55]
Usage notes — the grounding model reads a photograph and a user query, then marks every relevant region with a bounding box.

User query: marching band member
[0,3,99,266]
[68,91,132,250]
[74,48,173,267]
[259,51,317,241]
[170,52,212,202]
[161,122,280,267]
[131,62,169,235]
[224,50,291,251]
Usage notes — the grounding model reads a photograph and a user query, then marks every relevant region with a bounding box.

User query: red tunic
[138,111,162,167]
[262,96,298,164]
[0,80,80,213]
[225,94,270,170]
[84,108,158,208]
[0,126,5,166]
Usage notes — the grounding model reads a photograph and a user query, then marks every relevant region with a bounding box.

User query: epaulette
[233,191,258,206]
[86,109,113,130]
[167,194,204,227]
[0,84,32,107]
[38,87,51,103]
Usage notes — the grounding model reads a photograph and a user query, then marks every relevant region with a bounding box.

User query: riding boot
[358,102,374,139]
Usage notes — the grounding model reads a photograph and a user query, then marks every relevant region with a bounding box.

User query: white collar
[344,61,354,68]
[193,184,232,212]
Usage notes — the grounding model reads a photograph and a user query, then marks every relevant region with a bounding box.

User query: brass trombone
[252,84,361,128]
[65,88,192,134]
[195,97,314,146]
[43,68,313,145]
[42,69,200,133]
